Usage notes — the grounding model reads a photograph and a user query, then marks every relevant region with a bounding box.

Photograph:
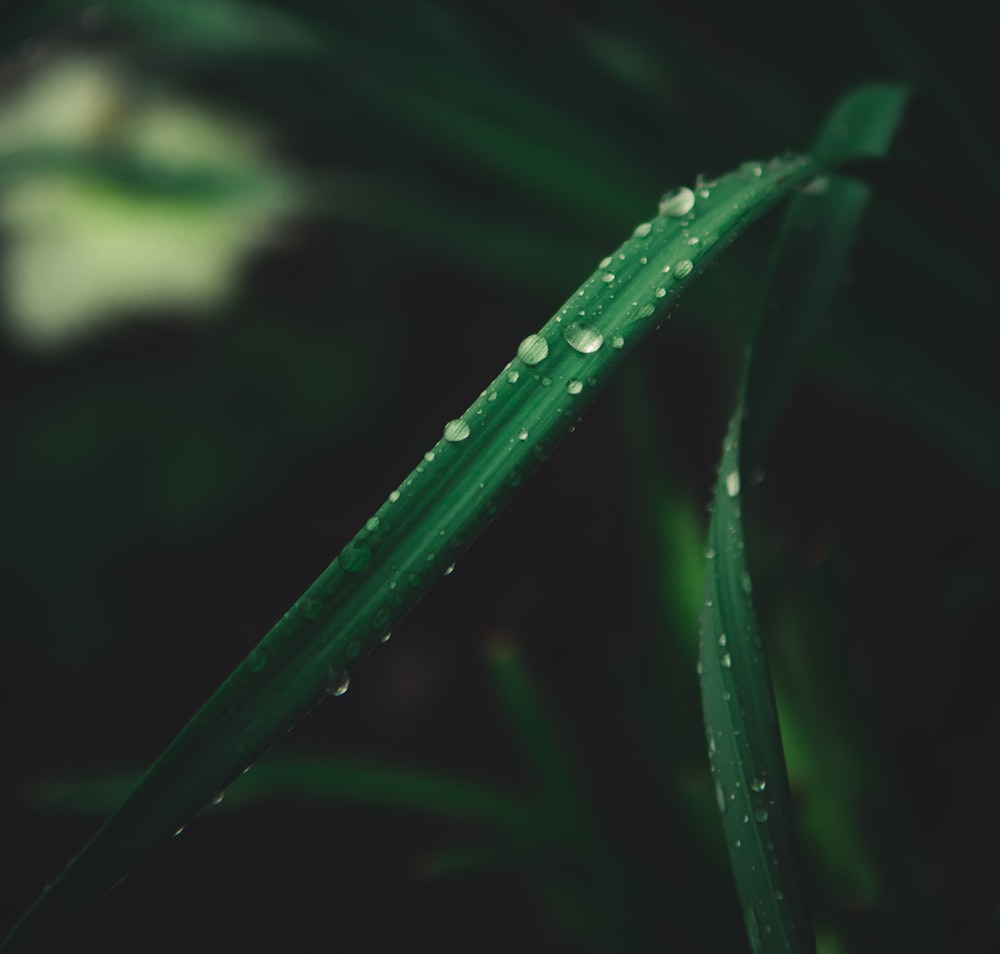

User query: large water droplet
[563,322,604,354]
[566,379,583,395]
[365,516,381,532]
[599,255,613,268]
[443,419,471,442]
[389,490,401,503]
[517,334,548,366]
[659,186,696,217]
[725,470,741,497]
[339,541,371,573]
[674,259,694,279]
[633,221,652,237]
[325,667,350,697]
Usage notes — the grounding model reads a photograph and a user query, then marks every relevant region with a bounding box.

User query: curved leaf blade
[699,84,909,953]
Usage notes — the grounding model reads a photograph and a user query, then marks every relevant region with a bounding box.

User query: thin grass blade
[2,151,831,952]
[699,84,909,953]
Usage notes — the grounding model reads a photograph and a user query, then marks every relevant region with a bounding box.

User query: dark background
[1,2,999,951]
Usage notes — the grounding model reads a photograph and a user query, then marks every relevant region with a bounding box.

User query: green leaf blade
[2,152,826,952]
[699,83,909,954]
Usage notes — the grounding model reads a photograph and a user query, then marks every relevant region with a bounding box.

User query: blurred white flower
[0,53,303,350]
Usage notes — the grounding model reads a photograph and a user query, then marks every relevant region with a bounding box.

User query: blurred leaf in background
[0,51,304,350]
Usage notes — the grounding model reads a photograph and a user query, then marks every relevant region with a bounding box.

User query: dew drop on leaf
[750,775,767,792]
[339,541,371,573]
[563,322,604,354]
[443,419,471,442]
[726,470,741,497]
[517,334,549,365]
[659,186,696,217]
[633,221,652,237]
[674,259,694,279]
[566,379,583,395]
[245,647,267,672]
[325,667,350,697]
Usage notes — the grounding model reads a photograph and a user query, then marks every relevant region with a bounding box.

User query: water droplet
[339,541,371,573]
[563,322,604,354]
[372,606,392,628]
[610,335,624,349]
[325,667,350,697]
[721,653,732,668]
[444,562,455,576]
[599,255,613,268]
[601,272,616,283]
[506,370,520,384]
[774,890,784,902]
[654,287,666,298]
[754,808,769,823]
[633,221,652,237]
[734,838,742,848]
[725,470,741,497]
[636,303,655,320]
[750,775,766,792]
[365,516,381,532]
[705,548,716,560]
[566,379,583,395]
[718,633,727,647]
[389,490,400,503]
[739,160,763,178]
[686,235,700,246]
[245,647,267,672]
[302,597,322,620]
[518,428,529,441]
[517,334,549,365]
[380,631,392,643]
[659,186,696,217]
[173,826,185,838]
[210,791,225,806]
[740,570,753,594]
[661,264,671,274]
[715,780,726,814]
[443,419,471,442]
[674,259,694,279]
[407,572,423,589]
[541,377,552,387]
[424,450,437,464]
